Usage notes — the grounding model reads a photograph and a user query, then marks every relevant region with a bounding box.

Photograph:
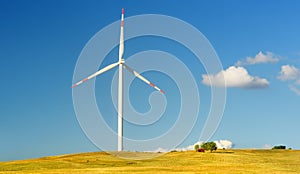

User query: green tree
[194,144,200,151]
[201,142,217,152]
[272,145,286,150]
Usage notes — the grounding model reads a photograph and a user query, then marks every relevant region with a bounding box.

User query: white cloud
[236,51,279,66]
[146,140,234,152]
[202,66,269,89]
[262,144,272,149]
[278,65,300,96]
[278,65,299,81]
[172,142,203,152]
[289,85,300,96]
[214,140,234,149]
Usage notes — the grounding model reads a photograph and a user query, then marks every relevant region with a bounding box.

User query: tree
[194,144,200,152]
[201,142,217,152]
[272,145,286,150]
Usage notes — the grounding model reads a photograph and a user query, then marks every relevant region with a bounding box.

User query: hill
[0,149,300,173]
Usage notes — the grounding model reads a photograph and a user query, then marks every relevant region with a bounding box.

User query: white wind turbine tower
[72,8,166,151]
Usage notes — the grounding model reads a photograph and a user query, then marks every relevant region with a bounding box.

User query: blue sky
[1,0,300,161]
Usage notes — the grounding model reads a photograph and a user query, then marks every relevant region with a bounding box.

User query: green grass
[0,150,300,173]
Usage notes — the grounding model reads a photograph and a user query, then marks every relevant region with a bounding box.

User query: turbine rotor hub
[120,59,125,64]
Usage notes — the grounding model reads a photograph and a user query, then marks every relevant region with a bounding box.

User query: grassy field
[0,149,300,173]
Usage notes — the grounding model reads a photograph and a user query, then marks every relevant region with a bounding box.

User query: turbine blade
[123,64,166,94]
[118,8,124,61]
[72,62,119,88]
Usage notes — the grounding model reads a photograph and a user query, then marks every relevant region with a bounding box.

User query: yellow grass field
[0,149,299,173]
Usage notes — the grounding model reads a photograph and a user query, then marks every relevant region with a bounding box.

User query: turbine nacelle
[119,59,125,64]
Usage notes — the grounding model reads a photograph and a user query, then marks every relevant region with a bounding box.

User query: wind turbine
[72,8,165,151]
